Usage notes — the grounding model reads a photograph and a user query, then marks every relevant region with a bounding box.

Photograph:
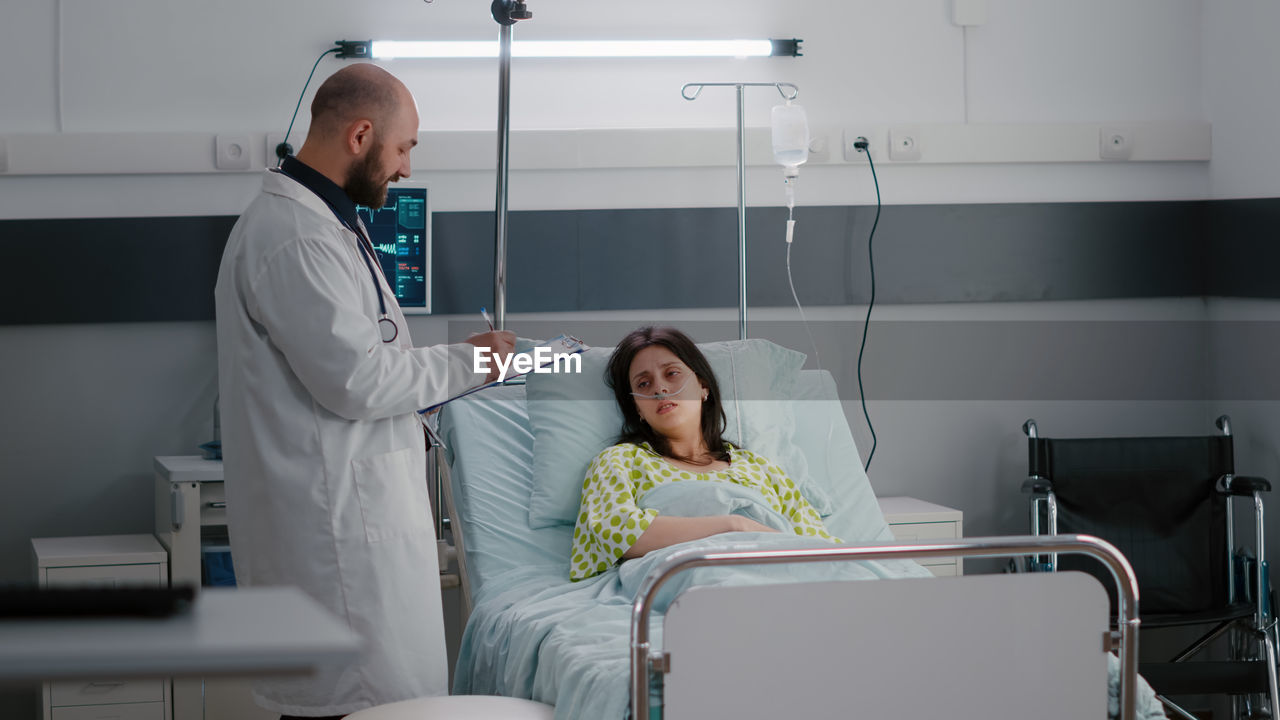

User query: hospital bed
[436,350,1161,720]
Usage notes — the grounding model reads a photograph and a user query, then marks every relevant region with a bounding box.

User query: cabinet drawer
[51,679,165,707]
[926,563,958,577]
[52,702,165,720]
[44,564,164,587]
[888,522,961,572]
[886,521,959,542]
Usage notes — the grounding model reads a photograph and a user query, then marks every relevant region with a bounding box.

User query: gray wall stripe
[0,198,1274,325]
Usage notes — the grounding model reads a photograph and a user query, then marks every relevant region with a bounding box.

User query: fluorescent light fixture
[335,39,801,60]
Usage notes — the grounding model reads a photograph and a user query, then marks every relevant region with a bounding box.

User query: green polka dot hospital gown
[570,442,838,581]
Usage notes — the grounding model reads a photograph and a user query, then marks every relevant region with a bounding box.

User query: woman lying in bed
[570,326,838,581]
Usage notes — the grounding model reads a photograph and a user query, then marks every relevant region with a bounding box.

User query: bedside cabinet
[31,534,172,720]
[154,455,277,720]
[876,496,964,576]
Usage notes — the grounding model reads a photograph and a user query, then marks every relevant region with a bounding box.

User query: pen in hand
[480,307,495,332]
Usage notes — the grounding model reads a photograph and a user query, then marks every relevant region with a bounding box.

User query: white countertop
[0,587,361,684]
[155,455,225,483]
[32,534,168,568]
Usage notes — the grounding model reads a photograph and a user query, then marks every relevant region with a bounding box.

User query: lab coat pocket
[351,446,430,543]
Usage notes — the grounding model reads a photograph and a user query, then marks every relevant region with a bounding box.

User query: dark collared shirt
[279,155,361,233]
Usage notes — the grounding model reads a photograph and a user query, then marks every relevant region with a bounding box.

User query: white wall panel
[0,160,1215,219]
[1203,0,1280,198]
[0,0,1216,209]
[0,0,58,132]
[969,0,1203,123]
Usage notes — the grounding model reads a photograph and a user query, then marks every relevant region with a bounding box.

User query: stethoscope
[276,167,398,344]
[349,226,399,344]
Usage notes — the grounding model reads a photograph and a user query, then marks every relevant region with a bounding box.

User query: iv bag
[771,101,810,170]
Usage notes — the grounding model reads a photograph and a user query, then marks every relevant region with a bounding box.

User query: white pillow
[525,338,834,529]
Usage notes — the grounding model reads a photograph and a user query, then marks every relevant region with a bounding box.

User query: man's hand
[466,330,516,384]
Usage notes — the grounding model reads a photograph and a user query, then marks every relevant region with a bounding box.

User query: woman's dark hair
[606,326,729,463]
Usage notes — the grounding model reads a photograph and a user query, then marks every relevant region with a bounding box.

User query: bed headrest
[791,370,889,543]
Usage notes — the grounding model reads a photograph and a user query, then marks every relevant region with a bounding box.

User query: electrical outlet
[842,129,876,162]
[215,134,252,170]
[888,127,922,161]
[807,133,829,162]
[1099,127,1134,160]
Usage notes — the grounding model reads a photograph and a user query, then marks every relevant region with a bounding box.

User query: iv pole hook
[681,82,798,102]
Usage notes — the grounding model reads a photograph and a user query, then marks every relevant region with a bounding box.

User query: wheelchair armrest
[1218,475,1272,496]
[1022,477,1052,494]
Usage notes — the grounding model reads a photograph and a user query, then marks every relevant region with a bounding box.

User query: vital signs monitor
[356,184,431,314]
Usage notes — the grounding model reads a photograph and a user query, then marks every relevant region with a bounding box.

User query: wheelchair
[1021,415,1280,719]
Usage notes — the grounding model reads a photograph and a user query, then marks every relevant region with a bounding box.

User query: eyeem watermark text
[474,346,582,382]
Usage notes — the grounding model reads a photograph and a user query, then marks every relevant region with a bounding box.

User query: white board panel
[661,571,1108,720]
[0,123,1210,176]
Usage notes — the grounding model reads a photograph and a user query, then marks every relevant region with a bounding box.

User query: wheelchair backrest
[1031,434,1233,615]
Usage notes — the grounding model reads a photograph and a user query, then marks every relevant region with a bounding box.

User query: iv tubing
[785,205,822,372]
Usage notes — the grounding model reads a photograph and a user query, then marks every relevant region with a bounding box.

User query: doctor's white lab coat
[214,169,475,715]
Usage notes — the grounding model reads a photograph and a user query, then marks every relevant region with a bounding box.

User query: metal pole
[1256,491,1267,629]
[492,21,512,331]
[735,84,748,341]
[630,534,1141,720]
[1264,629,1280,720]
[682,82,796,341]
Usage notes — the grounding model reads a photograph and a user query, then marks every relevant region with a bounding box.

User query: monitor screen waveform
[356,186,430,312]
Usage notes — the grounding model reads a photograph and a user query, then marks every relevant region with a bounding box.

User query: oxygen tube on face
[771,98,820,371]
[630,377,692,401]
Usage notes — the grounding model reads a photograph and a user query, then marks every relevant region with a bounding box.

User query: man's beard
[344,144,396,209]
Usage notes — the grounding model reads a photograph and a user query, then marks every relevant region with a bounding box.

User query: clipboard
[418,334,588,416]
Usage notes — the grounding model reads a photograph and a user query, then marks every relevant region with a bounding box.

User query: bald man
[214,64,514,718]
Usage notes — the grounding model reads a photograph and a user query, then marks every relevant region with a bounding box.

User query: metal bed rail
[630,534,1141,720]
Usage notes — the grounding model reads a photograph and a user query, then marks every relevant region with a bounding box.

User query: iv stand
[490,0,532,331]
[681,82,799,341]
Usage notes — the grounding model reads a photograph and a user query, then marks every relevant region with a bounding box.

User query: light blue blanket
[454,530,928,720]
[453,478,1165,719]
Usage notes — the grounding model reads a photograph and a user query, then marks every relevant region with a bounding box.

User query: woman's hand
[728,516,781,533]
[623,514,780,559]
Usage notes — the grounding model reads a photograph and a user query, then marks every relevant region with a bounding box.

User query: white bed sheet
[441,383,571,601]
